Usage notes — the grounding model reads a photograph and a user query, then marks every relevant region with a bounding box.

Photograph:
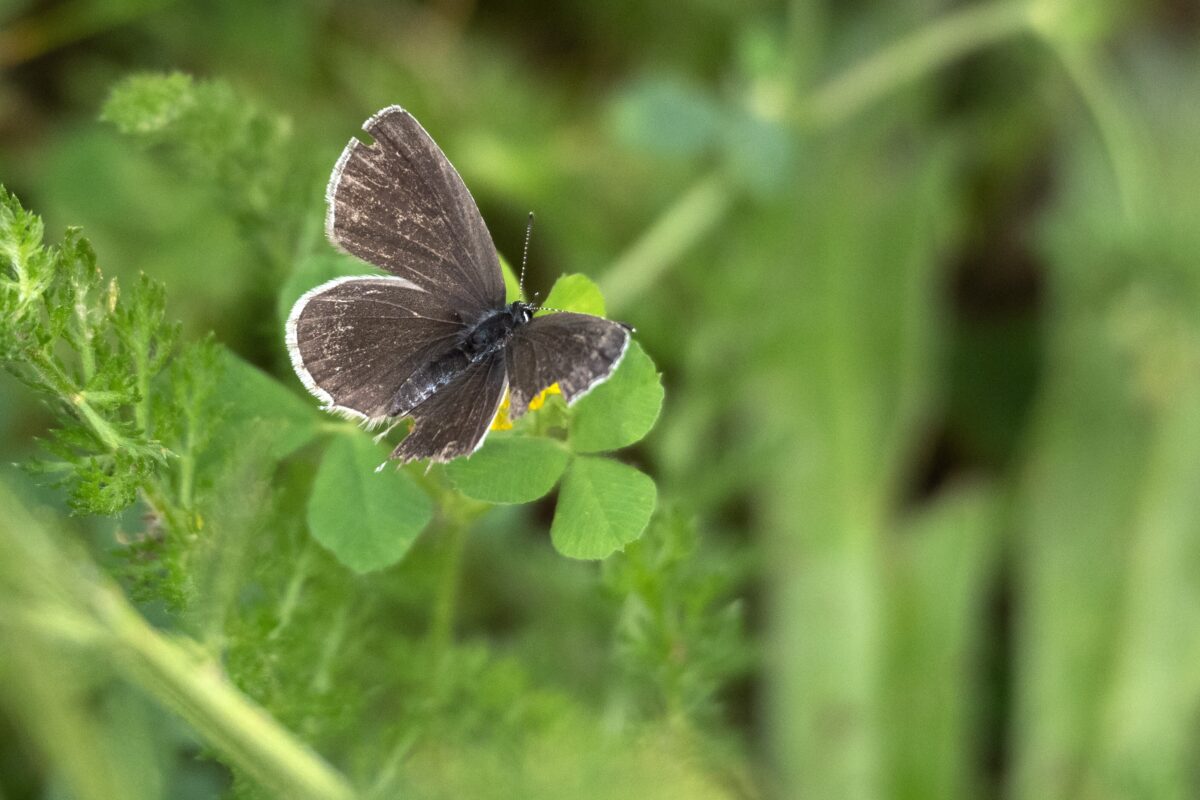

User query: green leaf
[551,456,656,560]
[500,254,521,303]
[569,341,663,453]
[307,434,433,572]
[0,185,54,325]
[540,273,606,317]
[445,435,570,504]
[208,347,319,465]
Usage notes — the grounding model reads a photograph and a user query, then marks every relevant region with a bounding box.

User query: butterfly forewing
[391,350,508,463]
[505,312,631,420]
[287,276,465,421]
[326,106,505,311]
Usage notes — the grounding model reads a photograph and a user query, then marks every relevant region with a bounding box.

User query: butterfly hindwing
[325,106,505,312]
[286,275,465,422]
[505,312,631,420]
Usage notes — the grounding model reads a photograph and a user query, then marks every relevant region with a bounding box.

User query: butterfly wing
[505,312,631,420]
[326,105,505,311]
[286,275,464,423]
[390,350,508,463]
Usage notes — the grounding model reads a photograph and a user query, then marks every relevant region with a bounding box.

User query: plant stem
[600,172,731,314]
[91,585,357,800]
[1047,41,1145,225]
[0,481,357,800]
[141,477,188,536]
[427,515,470,686]
[270,544,313,640]
[803,0,1032,127]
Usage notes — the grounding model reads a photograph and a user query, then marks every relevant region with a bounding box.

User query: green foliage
[210,346,320,465]
[307,434,433,573]
[9,1,1188,796]
[551,457,657,560]
[101,72,294,229]
[602,506,748,728]
[445,436,570,504]
[0,186,215,517]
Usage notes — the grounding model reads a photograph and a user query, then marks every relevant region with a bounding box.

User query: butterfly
[285,107,631,464]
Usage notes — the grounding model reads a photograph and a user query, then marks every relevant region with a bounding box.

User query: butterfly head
[509,301,535,325]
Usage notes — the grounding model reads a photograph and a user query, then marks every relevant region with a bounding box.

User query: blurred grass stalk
[0,479,355,800]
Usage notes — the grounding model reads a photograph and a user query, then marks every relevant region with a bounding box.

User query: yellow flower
[490,383,561,431]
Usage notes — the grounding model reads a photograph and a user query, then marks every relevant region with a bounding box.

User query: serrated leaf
[100,72,197,135]
[540,273,606,317]
[551,456,656,560]
[445,435,570,504]
[308,434,432,572]
[569,341,663,453]
[68,452,153,515]
[207,347,319,465]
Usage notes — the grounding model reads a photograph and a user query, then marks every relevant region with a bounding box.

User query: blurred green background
[3,0,1200,798]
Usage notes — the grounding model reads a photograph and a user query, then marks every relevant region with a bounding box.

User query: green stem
[178,423,196,511]
[1046,41,1145,225]
[270,544,313,641]
[600,172,731,313]
[90,586,357,800]
[803,1,1032,127]
[311,604,349,696]
[427,515,470,685]
[141,477,188,536]
[133,349,151,433]
[25,352,127,453]
[0,482,356,800]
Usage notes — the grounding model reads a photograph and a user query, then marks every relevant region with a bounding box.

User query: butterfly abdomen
[386,305,530,417]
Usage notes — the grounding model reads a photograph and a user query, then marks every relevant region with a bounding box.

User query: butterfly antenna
[519,211,534,297]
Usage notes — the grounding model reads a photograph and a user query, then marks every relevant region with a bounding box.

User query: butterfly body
[387,301,533,417]
[286,107,631,463]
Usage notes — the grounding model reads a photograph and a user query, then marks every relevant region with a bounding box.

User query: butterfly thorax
[385,301,534,418]
[461,302,534,359]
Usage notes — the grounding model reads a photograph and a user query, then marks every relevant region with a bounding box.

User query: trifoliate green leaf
[445,435,570,504]
[569,341,663,453]
[551,456,656,559]
[307,434,433,572]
